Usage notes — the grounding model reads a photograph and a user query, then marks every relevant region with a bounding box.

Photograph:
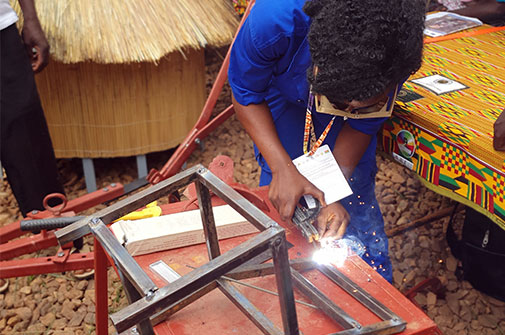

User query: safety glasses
[314,85,399,119]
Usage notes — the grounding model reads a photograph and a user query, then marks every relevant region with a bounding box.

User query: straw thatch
[13,0,238,63]
[11,0,239,158]
[37,50,206,158]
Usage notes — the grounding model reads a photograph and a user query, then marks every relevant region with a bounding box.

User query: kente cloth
[232,0,249,15]
[381,26,505,230]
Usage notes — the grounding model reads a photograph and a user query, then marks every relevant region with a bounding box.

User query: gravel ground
[1,49,504,335]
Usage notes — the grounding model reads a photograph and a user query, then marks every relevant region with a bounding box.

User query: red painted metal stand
[0,183,124,279]
[87,156,442,335]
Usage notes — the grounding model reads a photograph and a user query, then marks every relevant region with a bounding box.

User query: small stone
[453,322,466,331]
[478,314,498,328]
[7,315,20,326]
[404,271,416,285]
[465,291,479,304]
[40,312,55,327]
[87,303,96,313]
[84,324,95,334]
[15,307,32,322]
[68,311,86,327]
[391,173,406,184]
[32,307,41,324]
[470,319,481,330]
[439,304,452,317]
[397,199,409,212]
[446,293,460,315]
[382,194,396,204]
[4,295,14,309]
[39,301,51,316]
[0,318,6,330]
[446,280,458,291]
[459,305,472,322]
[393,270,404,286]
[19,286,31,295]
[12,319,29,333]
[446,256,458,272]
[61,300,76,321]
[419,238,430,249]
[76,280,88,291]
[52,318,67,330]
[426,292,437,306]
[66,288,84,300]
[84,289,95,304]
[414,293,427,306]
[434,315,450,328]
[487,296,505,307]
[396,216,409,226]
[84,312,95,325]
[456,289,468,299]
[26,323,46,334]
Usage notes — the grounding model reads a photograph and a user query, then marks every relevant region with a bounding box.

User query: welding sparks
[312,236,366,267]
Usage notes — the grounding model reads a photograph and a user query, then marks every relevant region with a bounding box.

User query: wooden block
[111,205,259,256]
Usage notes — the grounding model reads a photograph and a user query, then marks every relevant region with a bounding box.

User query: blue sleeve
[347,82,405,135]
[228,13,289,106]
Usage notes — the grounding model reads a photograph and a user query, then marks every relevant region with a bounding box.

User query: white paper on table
[424,12,482,37]
[411,74,468,95]
[292,144,353,205]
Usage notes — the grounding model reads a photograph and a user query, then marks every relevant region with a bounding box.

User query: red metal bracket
[0,183,125,244]
[0,252,94,278]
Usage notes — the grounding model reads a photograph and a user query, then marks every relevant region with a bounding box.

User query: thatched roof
[13,0,238,64]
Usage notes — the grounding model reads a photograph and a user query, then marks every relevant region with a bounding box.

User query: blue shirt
[228,0,394,182]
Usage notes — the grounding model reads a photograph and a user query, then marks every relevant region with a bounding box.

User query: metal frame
[56,165,408,335]
[56,165,299,335]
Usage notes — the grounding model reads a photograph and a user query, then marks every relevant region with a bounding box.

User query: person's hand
[493,109,505,151]
[315,202,350,240]
[21,18,49,73]
[269,164,326,222]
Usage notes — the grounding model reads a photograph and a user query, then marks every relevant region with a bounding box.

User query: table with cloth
[381,26,505,230]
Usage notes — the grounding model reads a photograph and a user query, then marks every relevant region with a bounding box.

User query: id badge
[292,144,353,206]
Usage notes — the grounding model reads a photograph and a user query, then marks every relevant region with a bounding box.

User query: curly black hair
[304,0,425,104]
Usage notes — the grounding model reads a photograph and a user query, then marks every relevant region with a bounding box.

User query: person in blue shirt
[229,0,425,282]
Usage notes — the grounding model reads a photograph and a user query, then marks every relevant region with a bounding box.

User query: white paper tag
[411,74,468,95]
[393,152,414,170]
[149,260,181,284]
[292,144,353,205]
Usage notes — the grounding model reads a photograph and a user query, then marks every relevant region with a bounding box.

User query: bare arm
[314,123,372,240]
[18,0,49,72]
[333,123,373,179]
[232,95,326,222]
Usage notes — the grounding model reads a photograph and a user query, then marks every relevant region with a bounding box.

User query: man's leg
[1,24,64,216]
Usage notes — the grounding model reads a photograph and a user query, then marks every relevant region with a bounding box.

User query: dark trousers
[1,24,64,216]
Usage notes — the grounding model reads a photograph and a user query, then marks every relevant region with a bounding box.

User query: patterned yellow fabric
[381,27,505,230]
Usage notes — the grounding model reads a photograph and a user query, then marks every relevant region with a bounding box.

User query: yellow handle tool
[113,201,162,222]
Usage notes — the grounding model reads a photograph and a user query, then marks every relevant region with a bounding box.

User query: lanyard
[303,89,336,156]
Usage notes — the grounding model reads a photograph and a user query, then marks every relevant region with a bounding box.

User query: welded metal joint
[145,290,156,301]
[89,217,100,227]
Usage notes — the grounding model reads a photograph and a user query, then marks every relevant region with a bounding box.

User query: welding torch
[291,197,322,245]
